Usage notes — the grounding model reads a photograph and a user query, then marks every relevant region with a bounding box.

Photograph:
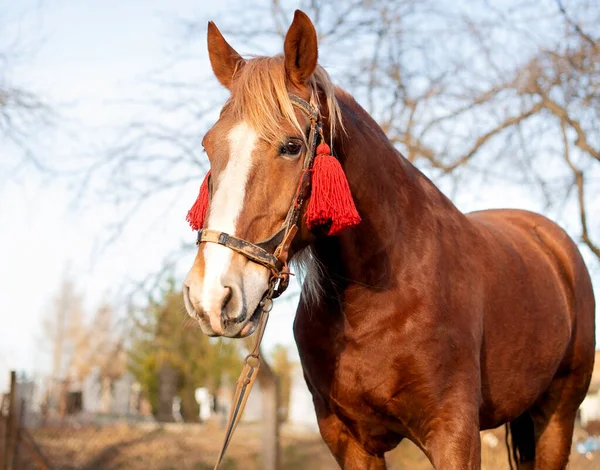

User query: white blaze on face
[201,122,257,313]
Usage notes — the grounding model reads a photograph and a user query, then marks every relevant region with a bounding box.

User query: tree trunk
[3,371,16,470]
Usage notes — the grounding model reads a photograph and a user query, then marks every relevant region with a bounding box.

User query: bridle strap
[289,94,319,122]
[282,95,321,230]
[208,93,321,470]
[254,225,286,253]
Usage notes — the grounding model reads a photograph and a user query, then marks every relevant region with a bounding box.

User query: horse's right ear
[284,10,318,89]
[207,21,245,90]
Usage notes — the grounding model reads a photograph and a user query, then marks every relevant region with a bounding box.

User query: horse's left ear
[284,10,318,88]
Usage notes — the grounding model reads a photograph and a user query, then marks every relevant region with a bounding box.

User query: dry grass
[18,422,598,469]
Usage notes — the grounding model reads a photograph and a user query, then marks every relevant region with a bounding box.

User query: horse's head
[183,11,342,337]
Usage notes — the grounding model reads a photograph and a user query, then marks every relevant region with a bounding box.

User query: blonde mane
[228,55,343,143]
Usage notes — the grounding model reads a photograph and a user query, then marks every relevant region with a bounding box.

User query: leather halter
[198,94,322,470]
[196,93,321,298]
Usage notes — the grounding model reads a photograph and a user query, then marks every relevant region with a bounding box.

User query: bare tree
[85,1,597,268]
[41,274,125,390]
[41,273,86,381]
[355,0,600,263]
[69,302,125,383]
[0,9,52,176]
[239,0,599,265]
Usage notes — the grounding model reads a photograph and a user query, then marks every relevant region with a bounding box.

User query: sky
[0,0,598,392]
[0,0,235,388]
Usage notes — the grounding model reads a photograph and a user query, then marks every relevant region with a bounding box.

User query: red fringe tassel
[305,143,361,236]
[186,170,211,231]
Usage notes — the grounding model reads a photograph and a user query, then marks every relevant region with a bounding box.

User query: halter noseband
[196,94,321,298]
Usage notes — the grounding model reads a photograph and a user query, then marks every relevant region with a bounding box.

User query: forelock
[227,55,343,143]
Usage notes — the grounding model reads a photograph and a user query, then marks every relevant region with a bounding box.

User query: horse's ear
[207,21,245,90]
[284,10,318,88]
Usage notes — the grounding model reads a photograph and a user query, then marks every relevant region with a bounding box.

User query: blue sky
[0,0,598,392]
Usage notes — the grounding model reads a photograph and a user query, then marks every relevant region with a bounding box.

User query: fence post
[12,399,25,470]
[3,371,16,470]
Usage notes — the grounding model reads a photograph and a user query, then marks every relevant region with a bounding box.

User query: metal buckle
[218,232,229,245]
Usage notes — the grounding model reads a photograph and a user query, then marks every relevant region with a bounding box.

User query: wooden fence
[0,371,52,470]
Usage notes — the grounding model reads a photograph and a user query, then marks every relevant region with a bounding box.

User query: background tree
[1,8,52,176]
[41,273,86,382]
[40,275,127,419]
[74,0,597,279]
[270,344,294,422]
[67,302,121,383]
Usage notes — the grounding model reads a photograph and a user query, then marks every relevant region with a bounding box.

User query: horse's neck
[311,91,461,296]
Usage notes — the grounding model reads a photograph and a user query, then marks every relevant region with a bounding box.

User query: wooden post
[12,400,24,470]
[258,356,280,470]
[3,371,16,470]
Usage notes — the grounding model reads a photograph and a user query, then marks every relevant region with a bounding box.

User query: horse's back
[468,208,595,328]
[466,208,595,427]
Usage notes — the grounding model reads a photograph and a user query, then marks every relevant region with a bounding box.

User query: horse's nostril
[183,284,196,318]
[221,286,233,314]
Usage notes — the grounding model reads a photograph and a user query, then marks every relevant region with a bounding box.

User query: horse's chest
[293,293,458,438]
[297,329,407,420]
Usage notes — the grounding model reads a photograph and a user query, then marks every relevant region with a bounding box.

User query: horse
[183,10,596,469]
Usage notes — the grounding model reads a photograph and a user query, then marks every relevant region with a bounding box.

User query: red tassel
[305,143,361,236]
[186,170,211,230]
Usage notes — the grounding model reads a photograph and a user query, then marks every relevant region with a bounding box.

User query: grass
[18,422,598,469]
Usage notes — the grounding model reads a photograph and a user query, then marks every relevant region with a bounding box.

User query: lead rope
[212,277,276,470]
[211,95,320,470]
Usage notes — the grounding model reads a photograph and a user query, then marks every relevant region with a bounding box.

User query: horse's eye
[280,139,303,157]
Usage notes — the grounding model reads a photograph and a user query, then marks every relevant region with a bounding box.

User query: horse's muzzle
[183,254,269,337]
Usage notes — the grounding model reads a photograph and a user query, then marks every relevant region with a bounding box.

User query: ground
[20,422,597,469]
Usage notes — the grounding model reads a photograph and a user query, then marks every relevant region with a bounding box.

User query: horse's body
[185,11,596,469]
[294,90,596,469]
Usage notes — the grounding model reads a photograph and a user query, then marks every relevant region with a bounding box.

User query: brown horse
[183,10,596,469]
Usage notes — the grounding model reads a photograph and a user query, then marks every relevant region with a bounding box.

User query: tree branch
[542,96,600,162]
[415,101,544,173]
[556,0,597,47]
[560,121,600,260]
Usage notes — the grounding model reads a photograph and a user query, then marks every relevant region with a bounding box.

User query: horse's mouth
[234,301,264,338]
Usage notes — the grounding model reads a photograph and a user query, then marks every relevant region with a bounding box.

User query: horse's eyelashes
[279,138,303,158]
